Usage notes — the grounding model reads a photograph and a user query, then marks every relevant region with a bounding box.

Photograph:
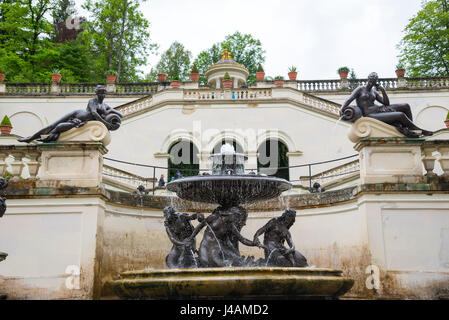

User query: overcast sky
[77,0,423,80]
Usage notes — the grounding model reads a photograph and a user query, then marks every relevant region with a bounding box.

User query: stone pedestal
[355,138,425,184]
[348,117,404,143]
[58,121,111,147]
[37,142,107,188]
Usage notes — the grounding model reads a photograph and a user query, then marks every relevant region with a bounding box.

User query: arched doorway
[168,140,199,180]
[257,139,289,180]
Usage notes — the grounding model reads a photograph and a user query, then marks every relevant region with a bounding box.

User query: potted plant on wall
[395,63,406,78]
[0,67,5,82]
[288,66,298,80]
[105,70,117,83]
[222,72,232,88]
[170,75,181,88]
[157,73,168,82]
[190,64,200,82]
[274,76,284,87]
[337,67,350,79]
[445,110,449,128]
[51,68,62,83]
[0,115,12,135]
[256,64,265,81]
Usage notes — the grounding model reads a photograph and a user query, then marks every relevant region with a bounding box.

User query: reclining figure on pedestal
[18,85,122,143]
[340,72,433,138]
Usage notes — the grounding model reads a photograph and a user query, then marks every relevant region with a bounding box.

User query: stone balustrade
[117,96,153,117]
[183,88,273,100]
[421,140,449,178]
[2,77,449,96]
[0,82,165,96]
[315,160,360,186]
[302,93,341,115]
[0,145,41,180]
[102,164,155,191]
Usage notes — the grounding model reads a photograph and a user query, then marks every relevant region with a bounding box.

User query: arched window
[168,141,199,180]
[257,139,289,180]
[211,139,244,154]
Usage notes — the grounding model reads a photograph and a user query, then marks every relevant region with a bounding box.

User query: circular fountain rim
[166,174,292,190]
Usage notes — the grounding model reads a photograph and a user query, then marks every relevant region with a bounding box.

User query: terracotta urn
[274,79,284,87]
[0,73,5,82]
[158,73,168,82]
[51,73,62,83]
[170,80,181,88]
[222,79,232,89]
[339,70,349,80]
[0,125,12,135]
[106,74,117,83]
[256,72,265,81]
[395,69,406,78]
[288,72,297,81]
[190,73,200,82]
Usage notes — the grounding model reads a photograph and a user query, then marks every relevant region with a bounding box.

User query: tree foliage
[398,0,449,76]
[82,0,156,82]
[149,41,192,81]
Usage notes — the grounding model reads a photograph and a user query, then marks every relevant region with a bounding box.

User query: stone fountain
[111,144,353,299]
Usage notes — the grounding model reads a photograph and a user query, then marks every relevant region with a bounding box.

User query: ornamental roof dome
[205,50,249,88]
[205,49,249,73]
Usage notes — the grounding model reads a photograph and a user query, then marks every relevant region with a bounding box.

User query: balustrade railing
[0,82,164,96]
[102,164,154,190]
[2,77,449,96]
[302,93,341,115]
[117,96,152,117]
[2,140,449,194]
[308,160,360,187]
[4,83,51,95]
[0,145,41,180]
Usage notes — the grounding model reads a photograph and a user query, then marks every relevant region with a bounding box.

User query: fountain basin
[110,267,354,299]
[166,175,291,206]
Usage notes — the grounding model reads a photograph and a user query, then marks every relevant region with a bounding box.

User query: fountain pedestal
[111,267,354,300]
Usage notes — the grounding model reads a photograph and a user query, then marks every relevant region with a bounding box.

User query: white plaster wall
[358,193,449,299]
[0,197,105,299]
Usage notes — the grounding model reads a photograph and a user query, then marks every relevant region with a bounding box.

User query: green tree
[398,0,449,76]
[151,41,192,81]
[0,0,56,81]
[193,32,265,85]
[82,0,156,82]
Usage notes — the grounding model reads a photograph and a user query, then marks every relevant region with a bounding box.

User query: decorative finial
[221,49,232,61]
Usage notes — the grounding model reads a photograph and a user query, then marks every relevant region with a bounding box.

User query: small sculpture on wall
[253,209,308,267]
[340,72,433,138]
[18,85,122,143]
[163,206,203,268]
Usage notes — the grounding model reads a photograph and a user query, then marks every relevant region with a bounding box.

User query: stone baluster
[9,151,24,180]
[437,145,449,177]
[25,151,41,179]
[0,151,9,176]
[421,145,437,177]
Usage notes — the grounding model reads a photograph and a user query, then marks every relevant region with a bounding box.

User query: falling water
[265,248,278,267]
[189,249,199,268]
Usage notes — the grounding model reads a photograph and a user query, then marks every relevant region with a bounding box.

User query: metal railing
[102,154,360,194]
